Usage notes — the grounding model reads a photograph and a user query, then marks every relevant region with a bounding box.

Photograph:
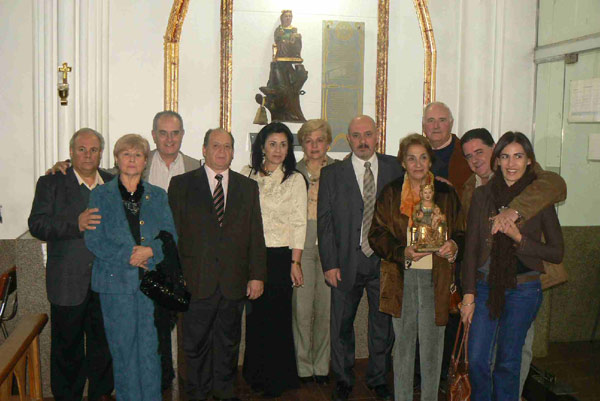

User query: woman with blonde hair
[293,119,336,384]
[86,134,177,401]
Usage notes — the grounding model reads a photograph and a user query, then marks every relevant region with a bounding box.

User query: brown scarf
[487,167,536,319]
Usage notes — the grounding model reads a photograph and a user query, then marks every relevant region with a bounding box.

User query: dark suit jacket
[317,153,404,292]
[168,166,267,300]
[28,167,114,306]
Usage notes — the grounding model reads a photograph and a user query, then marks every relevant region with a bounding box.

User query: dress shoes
[332,381,352,401]
[315,375,330,385]
[95,395,116,401]
[299,375,314,384]
[368,384,393,400]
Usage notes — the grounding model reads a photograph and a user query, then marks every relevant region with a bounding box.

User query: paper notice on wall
[568,78,600,123]
[588,134,600,161]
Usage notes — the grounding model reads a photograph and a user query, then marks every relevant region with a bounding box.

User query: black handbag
[140,231,190,312]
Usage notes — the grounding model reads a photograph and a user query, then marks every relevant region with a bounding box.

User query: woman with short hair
[368,133,465,401]
[86,134,177,401]
[460,132,564,401]
[293,119,336,384]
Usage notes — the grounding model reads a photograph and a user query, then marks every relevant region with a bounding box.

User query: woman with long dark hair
[241,122,307,397]
[460,131,564,401]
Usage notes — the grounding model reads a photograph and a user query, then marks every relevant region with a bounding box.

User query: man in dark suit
[168,128,267,401]
[318,115,403,401]
[28,128,114,401]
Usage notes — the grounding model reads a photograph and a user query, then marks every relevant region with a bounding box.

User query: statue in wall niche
[410,184,448,252]
[254,9,307,124]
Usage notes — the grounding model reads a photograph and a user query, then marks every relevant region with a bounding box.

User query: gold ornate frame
[164,0,436,150]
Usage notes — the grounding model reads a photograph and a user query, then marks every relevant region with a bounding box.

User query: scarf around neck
[400,171,435,226]
[487,166,536,319]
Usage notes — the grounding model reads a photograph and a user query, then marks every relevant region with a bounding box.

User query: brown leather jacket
[368,177,465,326]
[461,162,567,219]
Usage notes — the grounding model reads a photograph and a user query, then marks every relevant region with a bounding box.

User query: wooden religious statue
[254,10,307,124]
[410,184,448,252]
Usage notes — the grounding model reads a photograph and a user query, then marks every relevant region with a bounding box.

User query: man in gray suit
[29,128,114,401]
[318,115,403,401]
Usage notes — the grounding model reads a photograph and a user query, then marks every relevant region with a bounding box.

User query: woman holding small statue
[368,133,465,401]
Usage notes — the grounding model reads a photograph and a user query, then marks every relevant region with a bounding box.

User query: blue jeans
[469,279,542,401]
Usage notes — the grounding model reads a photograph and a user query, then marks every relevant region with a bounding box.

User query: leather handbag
[139,231,190,312]
[449,263,461,314]
[449,282,461,314]
[447,320,471,401]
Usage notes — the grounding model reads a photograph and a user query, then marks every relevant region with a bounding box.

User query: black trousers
[243,247,299,395]
[50,289,113,401]
[330,254,393,388]
[182,288,244,400]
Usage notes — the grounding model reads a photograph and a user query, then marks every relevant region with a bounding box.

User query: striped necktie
[361,161,375,256]
[213,174,225,226]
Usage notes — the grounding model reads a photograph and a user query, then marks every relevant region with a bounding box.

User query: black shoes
[368,384,393,400]
[315,375,330,385]
[299,376,314,384]
[332,381,352,401]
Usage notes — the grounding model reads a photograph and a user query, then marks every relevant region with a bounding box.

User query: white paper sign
[569,78,600,123]
[588,134,600,161]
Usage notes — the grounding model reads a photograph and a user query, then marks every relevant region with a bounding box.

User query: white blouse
[241,165,307,249]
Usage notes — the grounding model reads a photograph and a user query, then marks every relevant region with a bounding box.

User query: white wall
[0,0,34,239]
[0,0,538,238]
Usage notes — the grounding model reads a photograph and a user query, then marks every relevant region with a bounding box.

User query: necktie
[213,174,224,226]
[361,161,375,256]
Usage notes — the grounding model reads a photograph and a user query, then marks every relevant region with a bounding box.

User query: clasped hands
[405,240,458,263]
[490,208,522,243]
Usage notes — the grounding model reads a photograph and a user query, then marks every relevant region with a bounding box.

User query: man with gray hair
[422,101,472,198]
[147,110,199,190]
[29,128,115,401]
[48,111,199,192]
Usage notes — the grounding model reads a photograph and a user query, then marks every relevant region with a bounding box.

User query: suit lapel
[64,168,87,210]
[222,171,240,228]
[191,167,220,226]
[341,158,362,203]
[376,153,390,196]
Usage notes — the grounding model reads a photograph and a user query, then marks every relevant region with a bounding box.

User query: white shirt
[241,165,307,249]
[73,169,104,190]
[351,152,379,244]
[205,165,229,210]
[148,151,185,191]
[351,152,379,197]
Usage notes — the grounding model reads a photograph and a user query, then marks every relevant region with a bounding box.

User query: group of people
[28,102,567,401]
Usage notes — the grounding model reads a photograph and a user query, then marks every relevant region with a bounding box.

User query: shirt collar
[475,172,494,187]
[73,169,104,190]
[204,165,229,181]
[432,134,454,150]
[154,151,183,168]
[351,152,378,169]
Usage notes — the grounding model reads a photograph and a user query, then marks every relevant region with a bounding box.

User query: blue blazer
[85,177,177,294]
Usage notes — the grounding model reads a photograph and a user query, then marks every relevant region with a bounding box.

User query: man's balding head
[347,115,379,161]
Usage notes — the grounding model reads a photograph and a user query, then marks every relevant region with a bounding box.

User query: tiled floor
[530,341,600,401]
[43,342,600,401]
